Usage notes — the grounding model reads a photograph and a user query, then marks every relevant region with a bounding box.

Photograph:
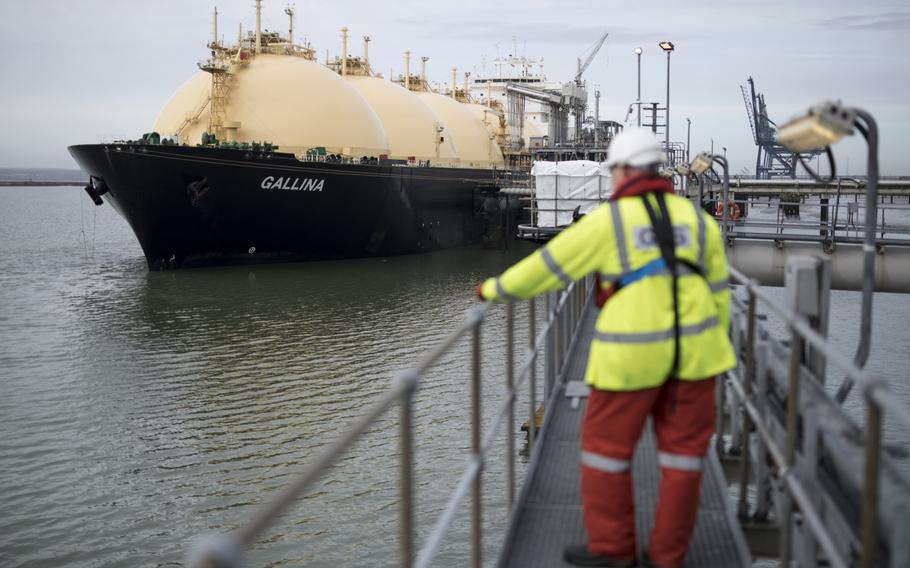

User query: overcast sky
[2,0,908,175]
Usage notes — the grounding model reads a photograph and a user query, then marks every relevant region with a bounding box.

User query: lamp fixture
[776,101,855,152]
[689,152,713,175]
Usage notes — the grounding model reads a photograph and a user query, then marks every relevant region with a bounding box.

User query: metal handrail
[725,265,910,568]
[187,277,593,568]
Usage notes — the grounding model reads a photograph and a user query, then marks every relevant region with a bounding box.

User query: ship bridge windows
[472,78,542,84]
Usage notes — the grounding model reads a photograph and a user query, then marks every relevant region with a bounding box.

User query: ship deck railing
[187,256,910,568]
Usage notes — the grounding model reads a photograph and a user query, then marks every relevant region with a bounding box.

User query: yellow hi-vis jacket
[481,192,735,391]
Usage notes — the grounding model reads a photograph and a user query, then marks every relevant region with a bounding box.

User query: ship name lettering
[260,176,324,192]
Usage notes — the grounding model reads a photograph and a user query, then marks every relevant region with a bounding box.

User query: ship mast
[198,4,234,141]
[404,50,410,90]
[340,27,348,76]
[451,67,457,99]
[211,6,219,48]
[255,0,262,54]
[284,5,294,46]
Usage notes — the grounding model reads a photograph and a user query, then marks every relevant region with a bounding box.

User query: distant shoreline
[0,181,84,187]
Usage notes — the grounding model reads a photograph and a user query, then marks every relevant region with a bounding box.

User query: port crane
[570,32,608,139]
[575,32,608,85]
[741,76,823,178]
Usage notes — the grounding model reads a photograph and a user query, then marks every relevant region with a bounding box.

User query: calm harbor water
[0,186,543,568]
[1,187,908,567]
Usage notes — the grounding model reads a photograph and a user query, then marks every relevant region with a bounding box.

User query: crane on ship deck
[570,32,608,141]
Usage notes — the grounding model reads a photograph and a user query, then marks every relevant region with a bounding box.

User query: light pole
[635,47,642,127]
[686,118,691,163]
[685,118,691,194]
[659,41,674,158]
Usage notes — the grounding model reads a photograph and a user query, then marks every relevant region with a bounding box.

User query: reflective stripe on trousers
[581,450,631,473]
[657,451,703,471]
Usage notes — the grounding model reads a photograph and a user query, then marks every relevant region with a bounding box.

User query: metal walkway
[498,303,751,568]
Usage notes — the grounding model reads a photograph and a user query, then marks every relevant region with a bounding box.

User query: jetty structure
[186,103,910,567]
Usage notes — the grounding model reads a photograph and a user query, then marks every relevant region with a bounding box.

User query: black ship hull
[68,144,524,269]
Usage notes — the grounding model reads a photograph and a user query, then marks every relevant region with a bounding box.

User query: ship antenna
[284,5,294,46]
[254,0,262,54]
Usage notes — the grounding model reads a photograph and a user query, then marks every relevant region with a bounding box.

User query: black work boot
[563,544,637,567]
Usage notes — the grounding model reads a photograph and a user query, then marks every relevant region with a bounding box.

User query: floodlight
[659,41,674,51]
[660,167,675,179]
[634,47,643,55]
[776,101,855,152]
[675,163,690,175]
[689,152,713,174]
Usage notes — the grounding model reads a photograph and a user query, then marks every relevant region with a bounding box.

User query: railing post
[737,287,757,521]
[779,330,804,567]
[545,292,556,399]
[398,370,418,568]
[715,370,726,457]
[471,316,482,568]
[505,302,515,509]
[754,341,772,522]
[554,295,563,381]
[860,393,882,568]
[528,297,537,451]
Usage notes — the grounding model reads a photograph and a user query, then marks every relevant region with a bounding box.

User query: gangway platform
[498,303,751,567]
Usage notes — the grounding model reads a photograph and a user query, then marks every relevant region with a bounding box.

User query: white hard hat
[605,128,666,168]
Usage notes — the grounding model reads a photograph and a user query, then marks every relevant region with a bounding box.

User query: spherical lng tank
[346,76,459,164]
[415,92,505,167]
[153,54,389,156]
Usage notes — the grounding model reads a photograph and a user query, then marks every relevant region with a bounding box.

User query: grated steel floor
[498,303,751,567]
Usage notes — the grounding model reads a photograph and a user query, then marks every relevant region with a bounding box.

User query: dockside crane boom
[576,32,608,85]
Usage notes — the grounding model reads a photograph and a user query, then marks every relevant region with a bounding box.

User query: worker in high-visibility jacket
[477,129,735,568]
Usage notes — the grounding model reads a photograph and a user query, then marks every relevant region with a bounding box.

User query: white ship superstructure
[468,53,565,149]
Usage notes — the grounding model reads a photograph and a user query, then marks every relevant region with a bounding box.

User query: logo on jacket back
[633,225,692,250]
[261,176,324,192]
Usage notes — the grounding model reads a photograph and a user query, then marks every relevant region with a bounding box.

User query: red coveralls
[582,379,715,567]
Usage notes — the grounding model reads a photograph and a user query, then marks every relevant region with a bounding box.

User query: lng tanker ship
[68,2,532,269]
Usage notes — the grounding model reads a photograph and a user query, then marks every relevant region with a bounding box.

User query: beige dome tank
[415,93,504,167]
[346,77,458,164]
[153,54,389,156]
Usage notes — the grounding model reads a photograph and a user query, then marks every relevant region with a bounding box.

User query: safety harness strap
[611,257,704,293]
[640,192,682,380]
